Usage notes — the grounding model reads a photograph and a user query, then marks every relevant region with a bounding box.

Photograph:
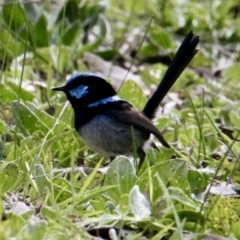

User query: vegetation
[0,0,240,239]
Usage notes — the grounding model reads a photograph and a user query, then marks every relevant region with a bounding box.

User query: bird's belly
[78,115,149,157]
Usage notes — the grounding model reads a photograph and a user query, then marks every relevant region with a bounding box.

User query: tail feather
[143,31,200,119]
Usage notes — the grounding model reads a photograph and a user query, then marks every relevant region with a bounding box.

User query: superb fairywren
[52,31,199,169]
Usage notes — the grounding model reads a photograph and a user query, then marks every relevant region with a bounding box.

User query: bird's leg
[137,148,146,170]
[110,156,115,162]
[102,156,115,167]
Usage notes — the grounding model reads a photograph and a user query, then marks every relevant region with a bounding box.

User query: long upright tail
[143,31,200,120]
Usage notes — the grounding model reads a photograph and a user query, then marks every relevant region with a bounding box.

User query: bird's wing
[108,102,170,148]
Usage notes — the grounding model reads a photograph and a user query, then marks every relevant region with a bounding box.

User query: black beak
[52,86,65,92]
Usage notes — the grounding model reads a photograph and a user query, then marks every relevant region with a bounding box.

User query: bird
[52,31,200,169]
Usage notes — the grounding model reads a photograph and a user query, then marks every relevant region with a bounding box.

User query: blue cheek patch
[69,85,88,99]
[88,95,121,107]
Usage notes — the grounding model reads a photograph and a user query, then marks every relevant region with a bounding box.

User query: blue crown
[66,72,103,85]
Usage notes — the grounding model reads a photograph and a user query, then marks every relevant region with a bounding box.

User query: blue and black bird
[52,31,200,169]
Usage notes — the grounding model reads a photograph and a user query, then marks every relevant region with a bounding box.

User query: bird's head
[52,73,118,108]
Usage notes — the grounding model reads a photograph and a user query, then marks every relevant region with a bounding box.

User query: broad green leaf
[138,160,190,202]
[53,178,72,202]
[61,22,81,46]
[188,169,209,194]
[0,162,20,193]
[57,0,79,23]
[33,164,51,194]
[167,210,204,235]
[129,185,151,219]
[7,82,35,102]
[0,29,24,59]
[40,206,57,220]
[11,101,69,136]
[109,0,145,14]
[138,44,160,58]
[0,83,18,104]
[36,46,73,73]
[3,3,28,40]
[104,156,137,203]
[32,14,49,47]
[229,108,240,129]
[167,187,199,210]
[223,63,240,81]
[149,27,172,49]
[0,213,25,238]
[140,63,167,87]
[21,219,47,240]
[11,101,49,135]
[119,80,147,109]
[119,194,129,214]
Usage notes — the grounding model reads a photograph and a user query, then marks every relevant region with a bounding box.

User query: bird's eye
[69,85,89,99]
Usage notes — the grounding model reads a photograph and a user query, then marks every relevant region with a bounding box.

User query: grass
[0,0,240,239]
